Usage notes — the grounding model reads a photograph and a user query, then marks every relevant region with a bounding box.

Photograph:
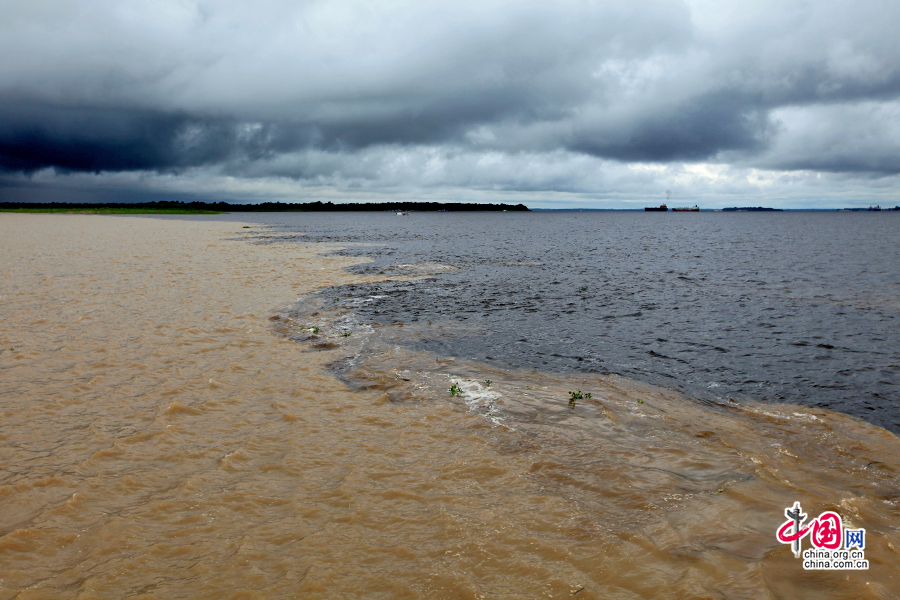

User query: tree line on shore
[0,200,530,212]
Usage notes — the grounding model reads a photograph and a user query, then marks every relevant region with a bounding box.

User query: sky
[2,0,900,209]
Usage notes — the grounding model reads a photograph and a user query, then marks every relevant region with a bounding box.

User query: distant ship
[647,189,673,211]
[672,205,700,212]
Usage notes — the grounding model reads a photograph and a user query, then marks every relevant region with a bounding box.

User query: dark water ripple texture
[251,211,900,434]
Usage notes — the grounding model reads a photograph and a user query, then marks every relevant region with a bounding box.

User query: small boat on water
[672,205,700,211]
[645,204,668,212]
[396,211,411,216]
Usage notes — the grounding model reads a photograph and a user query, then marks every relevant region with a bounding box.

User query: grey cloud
[568,91,776,161]
[0,102,229,172]
[1,0,899,190]
[753,102,900,175]
[0,100,331,173]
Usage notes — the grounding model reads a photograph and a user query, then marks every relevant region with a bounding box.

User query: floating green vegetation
[340,331,352,337]
[568,390,591,408]
[449,383,463,397]
[242,225,251,228]
[637,398,644,404]
[302,326,320,335]
[569,390,591,408]
[483,379,492,387]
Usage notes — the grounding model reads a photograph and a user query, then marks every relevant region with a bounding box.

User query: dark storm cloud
[0,102,224,172]
[1,0,899,190]
[0,0,691,175]
[569,90,775,162]
[0,100,332,173]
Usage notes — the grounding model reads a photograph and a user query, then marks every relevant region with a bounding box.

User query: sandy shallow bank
[1,213,899,599]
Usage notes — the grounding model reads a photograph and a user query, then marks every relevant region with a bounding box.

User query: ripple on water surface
[275,289,900,598]
[2,213,899,599]
[252,210,900,434]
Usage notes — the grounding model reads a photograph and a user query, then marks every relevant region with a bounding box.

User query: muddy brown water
[1,214,899,599]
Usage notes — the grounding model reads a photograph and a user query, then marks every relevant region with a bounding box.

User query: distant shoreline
[531,206,900,211]
[0,207,224,214]
[0,200,529,213]
[721,206,783,211]
[4,202,897,213]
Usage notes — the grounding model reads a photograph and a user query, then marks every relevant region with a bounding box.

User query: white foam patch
[447,376,506,426]
[792,412,820,421]
[396,263,456,272]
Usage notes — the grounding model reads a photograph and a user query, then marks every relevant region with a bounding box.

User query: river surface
[2,212,899,599]
[248,210,900,434]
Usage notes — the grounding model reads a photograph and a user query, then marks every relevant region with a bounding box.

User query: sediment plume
[1,213,898,598]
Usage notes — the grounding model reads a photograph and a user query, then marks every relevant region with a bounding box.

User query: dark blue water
[247,210,900,434]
